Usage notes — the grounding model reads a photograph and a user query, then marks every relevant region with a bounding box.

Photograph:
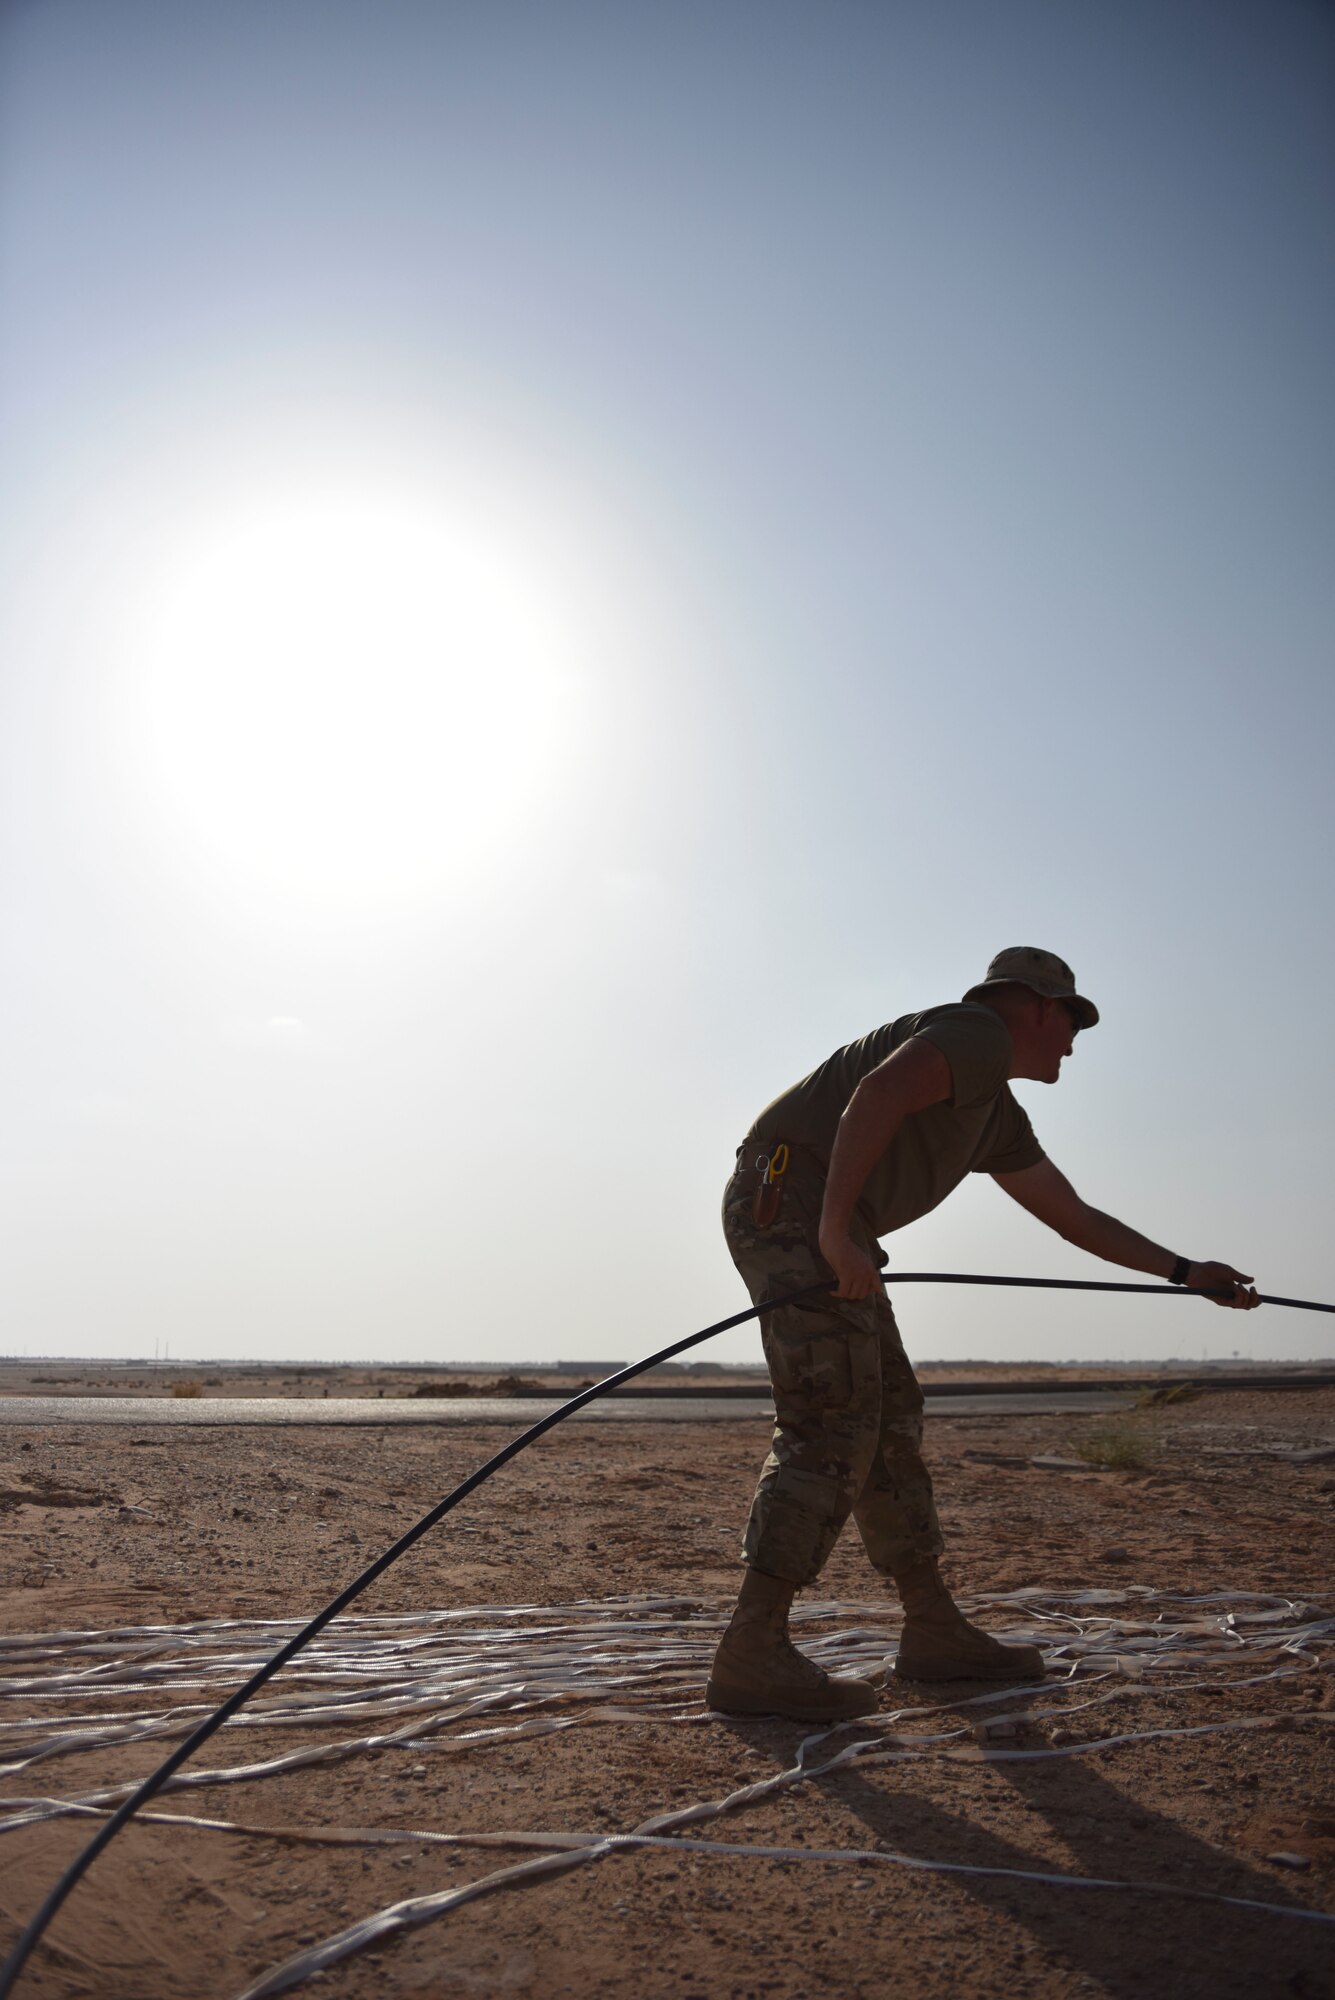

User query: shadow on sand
[715,1708,1330,2000]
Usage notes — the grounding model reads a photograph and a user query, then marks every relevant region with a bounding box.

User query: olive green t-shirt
[744,1003,1044,1238]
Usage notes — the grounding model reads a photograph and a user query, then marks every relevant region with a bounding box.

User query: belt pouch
[751,1181,783,1228]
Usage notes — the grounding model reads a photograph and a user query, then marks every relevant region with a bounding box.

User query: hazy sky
[2,0,1331,1367]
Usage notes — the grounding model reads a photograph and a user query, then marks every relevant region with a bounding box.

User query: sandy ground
[2,1387,1333,2000]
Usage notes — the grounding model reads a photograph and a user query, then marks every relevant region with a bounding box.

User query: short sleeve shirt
[744,1002,1044,1238]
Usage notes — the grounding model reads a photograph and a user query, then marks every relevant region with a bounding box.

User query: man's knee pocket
[767,1330,855,1411]
[767,1311,881,1414]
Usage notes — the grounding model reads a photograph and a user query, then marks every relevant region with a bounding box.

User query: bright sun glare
[116,489,582,910]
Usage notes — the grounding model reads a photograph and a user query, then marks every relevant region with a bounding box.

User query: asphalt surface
[0,1390,1137,1425]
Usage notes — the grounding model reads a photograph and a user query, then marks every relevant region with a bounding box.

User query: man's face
[1038,996,1079,1082]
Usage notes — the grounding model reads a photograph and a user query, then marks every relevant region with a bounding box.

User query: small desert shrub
[1135,1381,1202,1409]
[171,1379,204,1399]
[1072,1421,1150,1470]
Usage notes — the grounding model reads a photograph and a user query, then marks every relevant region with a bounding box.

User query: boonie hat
[963,947,1099,1029]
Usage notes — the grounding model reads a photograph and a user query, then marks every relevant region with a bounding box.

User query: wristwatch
[1168,1255,1192,1287]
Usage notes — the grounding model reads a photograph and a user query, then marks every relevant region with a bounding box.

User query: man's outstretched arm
[993,1158,1259,1308]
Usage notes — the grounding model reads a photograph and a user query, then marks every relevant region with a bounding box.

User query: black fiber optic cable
[2,1270,1331,1996]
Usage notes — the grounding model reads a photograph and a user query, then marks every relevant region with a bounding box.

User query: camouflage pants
[723,1151,943,1586]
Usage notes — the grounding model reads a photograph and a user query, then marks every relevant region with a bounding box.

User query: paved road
[0,1390,1135,1425]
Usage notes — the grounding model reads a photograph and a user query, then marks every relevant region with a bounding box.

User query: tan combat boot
[891,1558,1045,1683]
[706,1568,879,1721]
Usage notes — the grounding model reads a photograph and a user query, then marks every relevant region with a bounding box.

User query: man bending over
[708,947,1258,1722]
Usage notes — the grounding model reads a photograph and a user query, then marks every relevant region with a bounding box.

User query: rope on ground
[2,1587,1331,1996]
[2,1589,1330,1806]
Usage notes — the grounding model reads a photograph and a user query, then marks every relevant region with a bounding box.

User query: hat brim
[964,979,1099,1030]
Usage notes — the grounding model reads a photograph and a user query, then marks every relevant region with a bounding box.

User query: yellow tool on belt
[751,1141,789,1227]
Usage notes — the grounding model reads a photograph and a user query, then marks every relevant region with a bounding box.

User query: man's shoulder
[836,1002,1006,1067]
[903,1003,1012,1109]
[903,1000,1010,1047]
